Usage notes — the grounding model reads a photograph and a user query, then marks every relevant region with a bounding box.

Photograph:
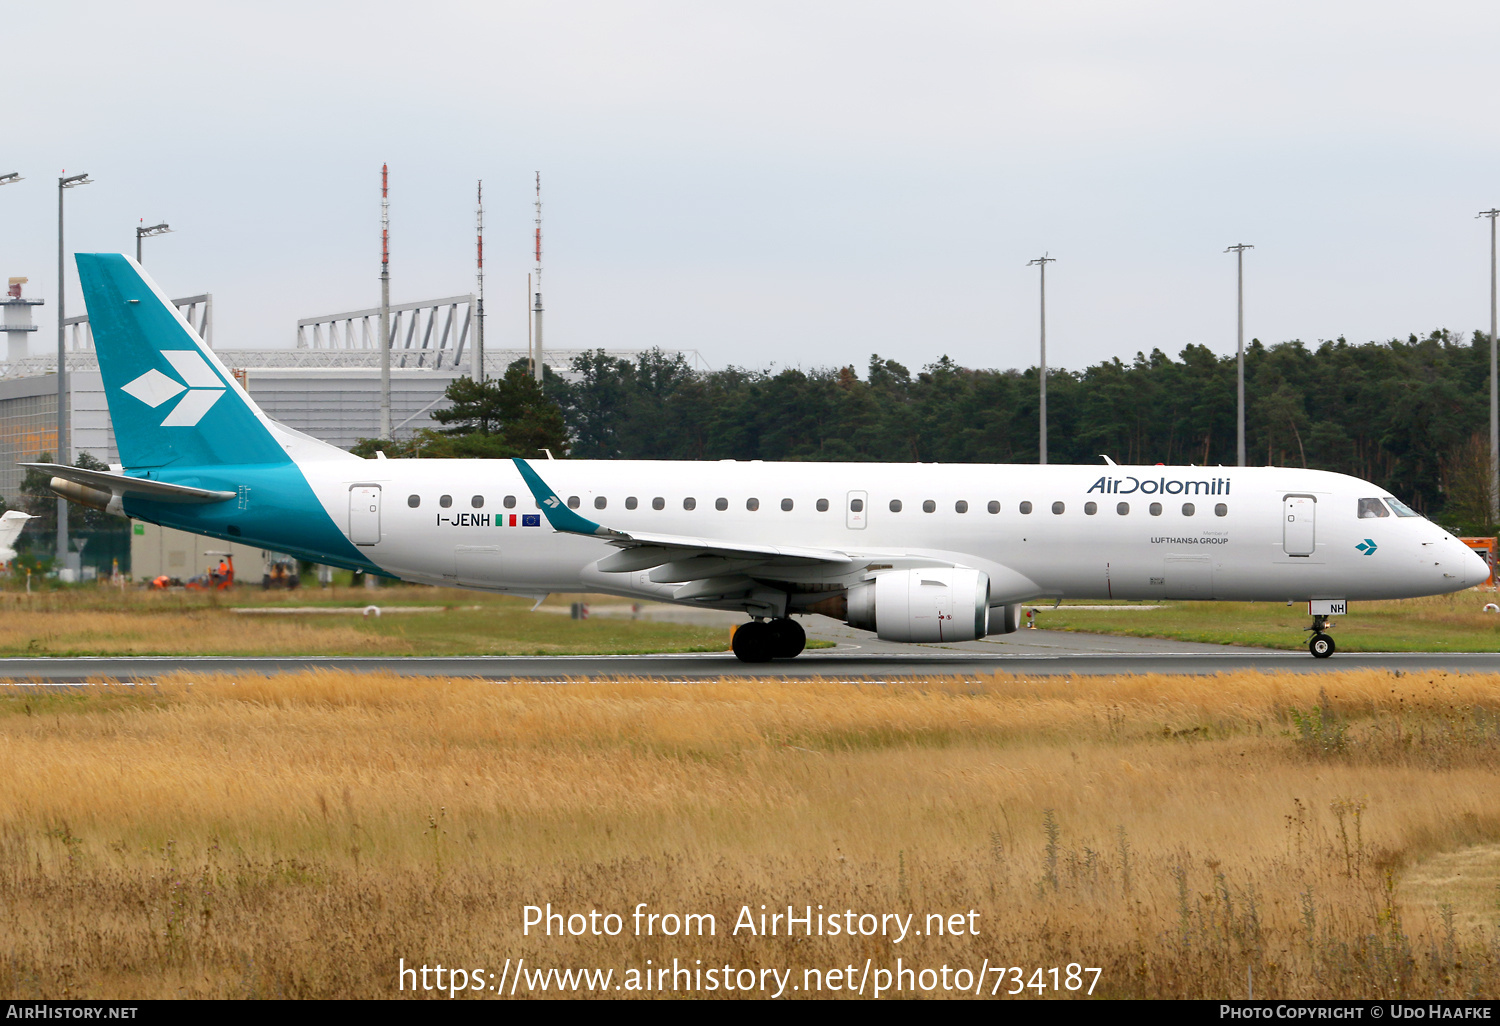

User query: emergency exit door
[847,491,868,529]
[350,485,382,546]
[1283,494,1315,556]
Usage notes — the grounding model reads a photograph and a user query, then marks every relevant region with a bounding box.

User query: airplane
[25,254,1490,662]
[0,510,35,565]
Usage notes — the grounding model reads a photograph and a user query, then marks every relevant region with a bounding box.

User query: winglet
[511,458,623,538]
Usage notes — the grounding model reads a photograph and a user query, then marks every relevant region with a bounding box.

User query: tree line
[7,329,1487,541]
[363,330,1496,533]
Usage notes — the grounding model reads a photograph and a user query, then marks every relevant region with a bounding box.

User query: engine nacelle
[846,568,989,643]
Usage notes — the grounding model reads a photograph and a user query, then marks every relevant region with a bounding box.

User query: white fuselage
[297,458,1486,609]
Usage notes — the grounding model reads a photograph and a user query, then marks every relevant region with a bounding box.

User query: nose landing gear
[731,617,807,662]
[1306,614,1336,659]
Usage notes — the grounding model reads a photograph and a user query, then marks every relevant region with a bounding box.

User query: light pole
[1027,254,1055,464]
[1479,210,1500,522]
[1225,243,1254,467]
[380,163,391,442]
[135,221,172,263]
[58,171,93,573]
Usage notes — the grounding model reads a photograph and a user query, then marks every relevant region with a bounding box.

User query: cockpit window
[1384,495,1421,518]
[1357,497,1391,519]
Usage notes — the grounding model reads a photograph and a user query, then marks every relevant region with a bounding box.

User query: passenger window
[1019,501,1033,514]
[850,498,864,513]
[781,498,793,511]
[1085,502,1097,515]
[1214,503,1228,517]
[955,500,969,513]
[889,499,903,512]
[715,497,728,511]
[594,496,607,510]
[407,494,420,508]
[471,495,484,509]
[683,497,697,510]
[1117,502,1130,515]
[922,500,936,513]
[652,497,665,510]
[987,501,1000,514]
[567,496,580,509]
[816,498,829,512]
[503,495,516,509]
[625,496,638,510]
[1358,497,1391,519]
[1182,503,1195,516]
[1052,501,1065,514]
[1149,502,1162,516]
[746,498,760,511]
[439,495,453,508]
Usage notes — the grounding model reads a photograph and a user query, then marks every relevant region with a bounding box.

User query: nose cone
[1464,543,1493,587]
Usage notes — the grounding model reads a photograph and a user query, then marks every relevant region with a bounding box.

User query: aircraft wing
[512,457,860,575]
[20,463,235,504]
[0,510,35,560]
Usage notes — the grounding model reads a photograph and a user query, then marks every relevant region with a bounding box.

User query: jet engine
[845,568,989,642]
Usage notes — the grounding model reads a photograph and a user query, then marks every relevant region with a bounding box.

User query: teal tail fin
[75,253,286,471]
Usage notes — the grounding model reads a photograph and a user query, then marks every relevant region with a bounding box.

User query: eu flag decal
[522,514,541,527]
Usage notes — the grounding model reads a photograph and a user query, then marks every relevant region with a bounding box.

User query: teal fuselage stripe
[122,462,388,575]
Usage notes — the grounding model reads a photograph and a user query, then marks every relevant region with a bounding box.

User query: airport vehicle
[184,551,234,591]
[0,510,34,566]
[27,255,1491,661]
[261,551,300,590]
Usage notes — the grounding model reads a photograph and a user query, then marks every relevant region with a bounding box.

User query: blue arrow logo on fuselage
[1356,539,1378,555]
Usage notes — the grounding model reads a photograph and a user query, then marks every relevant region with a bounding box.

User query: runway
[3,626,1498,683]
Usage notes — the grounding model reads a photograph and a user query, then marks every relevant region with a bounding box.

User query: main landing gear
[1306,615,1336,659]
[731,618,806,663]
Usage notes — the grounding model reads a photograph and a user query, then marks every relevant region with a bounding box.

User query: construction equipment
[185,551,234,591]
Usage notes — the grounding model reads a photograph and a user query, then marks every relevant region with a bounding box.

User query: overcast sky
[7,1,1500,375]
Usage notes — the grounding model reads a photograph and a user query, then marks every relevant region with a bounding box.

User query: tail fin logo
[120,350,226,428]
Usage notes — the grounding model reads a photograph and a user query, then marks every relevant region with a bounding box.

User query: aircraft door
[349,485,382,546]
[1283,494,1315,556]
[846,490,868,529]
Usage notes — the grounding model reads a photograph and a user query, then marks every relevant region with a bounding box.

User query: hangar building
[0,287,700,576]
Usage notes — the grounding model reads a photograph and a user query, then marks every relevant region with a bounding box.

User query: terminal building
[0,283,701,577]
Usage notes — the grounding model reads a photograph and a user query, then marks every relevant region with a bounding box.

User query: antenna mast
[532,171,544,383]
[379,163,391,441]
[474,179,485,382]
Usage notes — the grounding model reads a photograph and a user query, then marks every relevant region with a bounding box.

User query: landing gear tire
[767,618,806,659]
[1309,633,1335,659]
[732,621,775,663]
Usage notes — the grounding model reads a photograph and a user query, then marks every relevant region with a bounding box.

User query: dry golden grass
[0,669,1497,999]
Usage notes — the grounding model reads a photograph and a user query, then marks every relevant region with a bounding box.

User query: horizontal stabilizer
[20,463,235,504]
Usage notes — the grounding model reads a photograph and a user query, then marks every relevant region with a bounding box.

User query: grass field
[4,584,1500,657]
[0,586,731,656]
[0,669,1495,999]
[1028,591,1500,651]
